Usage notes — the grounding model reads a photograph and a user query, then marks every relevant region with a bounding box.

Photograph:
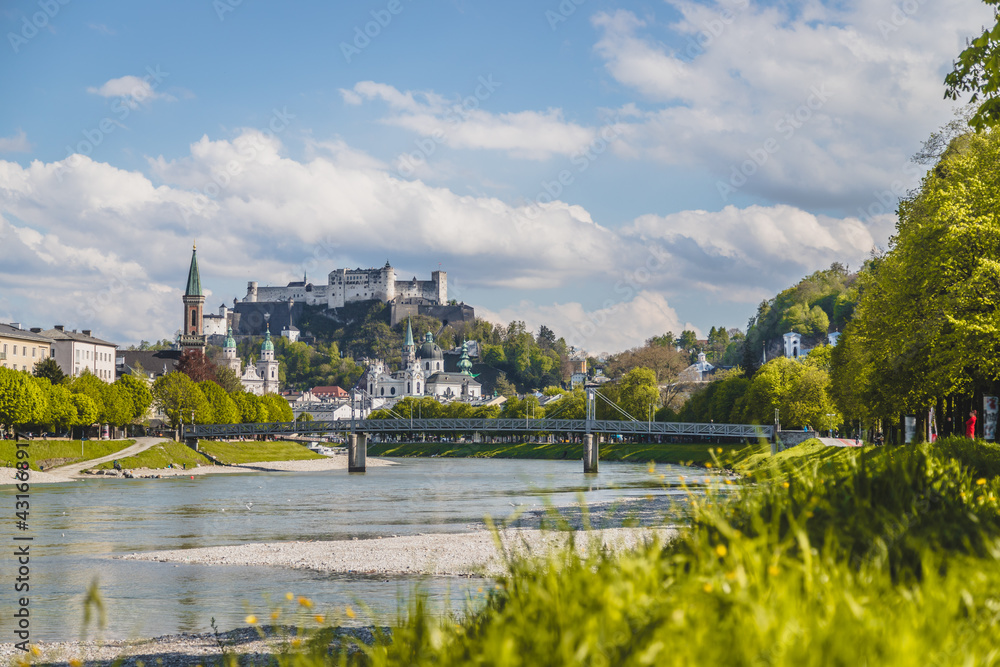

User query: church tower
[402,318,416,370]
[179,243,207,351]
[222,327,242,376]
[257,324,280,394]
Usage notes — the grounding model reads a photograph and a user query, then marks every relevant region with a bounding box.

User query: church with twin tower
[180,244,280,395]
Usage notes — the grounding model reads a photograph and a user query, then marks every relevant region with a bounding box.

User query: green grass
[367,440,749,466]
[92,441,213,470]
[0,439,135,471]
[206,438,1000,666]
[196,440,325,465]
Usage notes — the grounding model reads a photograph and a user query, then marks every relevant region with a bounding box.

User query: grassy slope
[196,440,324,465]
[92,441,213,470]
[367,440,753,465]
[0,439,136,471]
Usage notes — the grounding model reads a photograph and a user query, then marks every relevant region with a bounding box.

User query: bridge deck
[184,418,772,440]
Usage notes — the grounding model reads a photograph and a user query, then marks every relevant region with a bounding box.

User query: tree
[68,370,107,423]
[494,372,517,398]
[678,330,699,351]
[116,374,153,425]
[33,357,65,384]
[199,381,240,424]
[617,367,660,421]
[0,368,47,430]
[70,394,99,438]
[261,394,293,422]
[177,349,219,383]
[151,372,212,428]
[231,391,269,423]
[102,383,134,431]
[845,128,1000,423]
[945,5,1000,130]
[215,366,244,394]
[42,383,77,432]
[743,357,839,431]
[647,331,675,348]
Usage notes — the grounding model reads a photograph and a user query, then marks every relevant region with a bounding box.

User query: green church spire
[458,340,473,375]
[185,242,202,297]
[404,318,414,347]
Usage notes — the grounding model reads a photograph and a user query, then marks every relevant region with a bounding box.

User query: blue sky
[0,0,992,352]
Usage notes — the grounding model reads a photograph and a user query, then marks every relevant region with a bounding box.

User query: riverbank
[0,451,395,485]
[0,625,385,667]
[119,526,674,577]
[367,439,753,465]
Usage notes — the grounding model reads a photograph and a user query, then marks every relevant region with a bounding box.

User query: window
[191,310,197,327]
[76,349,80,360]
[32,348,35,358]
[390,387,395,395]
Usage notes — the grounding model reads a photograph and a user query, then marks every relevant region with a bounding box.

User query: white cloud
[0,130,31,153]
[589,0,993,209]
[342,81,595,160]
[87,74,175,108]
[479,291,699,357]
[0,133,893,348]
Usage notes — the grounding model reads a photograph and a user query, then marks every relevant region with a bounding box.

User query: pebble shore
[0,625,386,666]
[119,526,675,576]
[0,453,394,485]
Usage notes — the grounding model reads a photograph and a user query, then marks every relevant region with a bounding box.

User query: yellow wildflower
[285,592,294,601]
[768,565,780,576]
[977,478,987,486]
[703,583,713,593]
[30,646,41,657]
[271,611,281,621]
[298,597,313,608]
[782,482,790,489]
[315,614,325,624]
[715,544,728,557]
[705,462,713,469]
[345,606,356,618]
[69,660,83,667]
[245,615,258,625]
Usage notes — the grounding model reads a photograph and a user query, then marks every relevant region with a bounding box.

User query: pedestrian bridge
[181,418,772,474]
[183,418,771,440]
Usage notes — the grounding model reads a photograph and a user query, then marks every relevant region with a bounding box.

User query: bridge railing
[182,418,773,440]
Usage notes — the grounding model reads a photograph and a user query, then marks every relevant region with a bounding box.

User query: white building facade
[39,326,117,380]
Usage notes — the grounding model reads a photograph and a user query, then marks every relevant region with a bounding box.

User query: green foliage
[355,443,1000,666]
[199,381,241,424]
[0,368,47,428]
[32,356,65,384]
[115,374,153,423]
[261,393,294,422]
[42,383,76,429]
[617,367,659,420]
[843,127,1000,422]
[69,394,98,429]
[945,4,1000,130]
[743,357,840,430]
[742,264,855,373]
[151,372,212,428]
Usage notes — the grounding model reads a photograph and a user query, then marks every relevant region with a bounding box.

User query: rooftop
[0,323,55,344]
[38,326,116,347]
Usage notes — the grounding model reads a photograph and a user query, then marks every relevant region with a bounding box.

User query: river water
[1,457,702,642]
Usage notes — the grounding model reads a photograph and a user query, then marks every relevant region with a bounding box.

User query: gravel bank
[120,526,675,577]
[0,453,395,485]
[0,625,385,666]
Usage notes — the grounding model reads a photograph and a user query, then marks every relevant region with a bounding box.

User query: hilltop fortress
[217,261,474,335]
[245,261,446,309]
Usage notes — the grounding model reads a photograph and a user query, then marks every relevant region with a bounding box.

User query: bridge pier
[349,433,367,473]
[584,434,598,473]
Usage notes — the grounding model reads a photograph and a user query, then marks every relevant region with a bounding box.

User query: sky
[0,0,992,354]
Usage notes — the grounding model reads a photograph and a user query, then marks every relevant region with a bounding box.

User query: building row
[0,322,117,381]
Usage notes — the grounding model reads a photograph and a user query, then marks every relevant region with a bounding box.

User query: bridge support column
[349,433,367,473]
[184,437,199,451]
[584,434,598,473]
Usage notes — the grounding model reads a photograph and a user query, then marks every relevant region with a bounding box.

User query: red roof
[311,385,348,397]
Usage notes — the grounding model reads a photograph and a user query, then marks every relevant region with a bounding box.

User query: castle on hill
[227,261,474,333]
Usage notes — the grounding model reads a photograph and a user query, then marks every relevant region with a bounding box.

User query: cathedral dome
[261,326,274,353]
[418,332,444,360]
[224,327,236,349]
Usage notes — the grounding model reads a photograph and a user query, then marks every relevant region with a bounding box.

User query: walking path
[0,437,167,485]
[817,437,863,448]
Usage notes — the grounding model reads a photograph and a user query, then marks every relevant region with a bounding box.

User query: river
[1,457,704,641]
